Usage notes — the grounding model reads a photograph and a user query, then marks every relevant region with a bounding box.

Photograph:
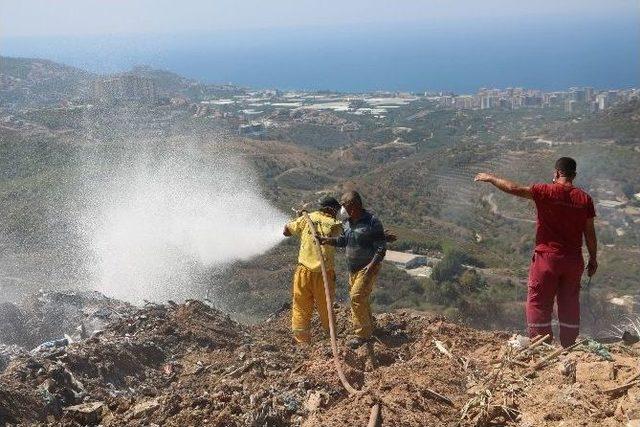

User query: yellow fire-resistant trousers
[291,264,336,343]
[348,266,380,339]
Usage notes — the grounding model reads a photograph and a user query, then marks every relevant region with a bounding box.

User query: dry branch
[424,388,455,407]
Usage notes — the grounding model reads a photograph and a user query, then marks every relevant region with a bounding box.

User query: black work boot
[346,336,370,349]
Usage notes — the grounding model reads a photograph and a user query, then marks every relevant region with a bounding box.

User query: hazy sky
[1,1,637,91]
[1,0,636,37]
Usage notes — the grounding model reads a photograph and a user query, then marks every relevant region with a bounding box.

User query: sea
[2,15,639,93]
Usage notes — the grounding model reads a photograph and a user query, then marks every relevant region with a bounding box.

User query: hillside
[1,292,639,426]
[545,100,640,145]
[0,56,94,107]
[0,56,639,335]
[0,57,234,109]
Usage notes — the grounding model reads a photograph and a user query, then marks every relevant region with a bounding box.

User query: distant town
[87,74,640,135]
[430,87,639,113]
[2,60,637,129]
[93,74,640,112]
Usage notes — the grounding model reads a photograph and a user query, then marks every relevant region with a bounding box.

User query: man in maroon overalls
[475,157,598,347]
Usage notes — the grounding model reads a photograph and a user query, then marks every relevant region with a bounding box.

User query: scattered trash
[508,334,530,351]
[31,338,69,355]
[585,338,614,361]
[433,339,454,359]
[1,292,640,426]
[423,388,455,407]
[281,392,301,412]
[0,290,135,351]
[623,331,640,346]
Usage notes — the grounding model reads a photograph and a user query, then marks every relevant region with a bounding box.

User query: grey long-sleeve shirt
[334,210,386,273]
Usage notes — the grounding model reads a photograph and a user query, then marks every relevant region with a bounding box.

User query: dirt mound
[1,297,639,426]
[0,290,135,351]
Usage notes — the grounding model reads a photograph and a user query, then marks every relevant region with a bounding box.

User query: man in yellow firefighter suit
[283,196,343,344]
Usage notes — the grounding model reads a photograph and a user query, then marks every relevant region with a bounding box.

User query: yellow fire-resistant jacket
[286,211,343,272]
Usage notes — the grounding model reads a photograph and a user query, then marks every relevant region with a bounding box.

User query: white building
[596,93,609,110]
[384,250,429,269]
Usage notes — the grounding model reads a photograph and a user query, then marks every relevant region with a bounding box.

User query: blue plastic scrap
[585,339,613,361]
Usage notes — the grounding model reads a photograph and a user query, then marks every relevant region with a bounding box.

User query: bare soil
[1,297,639,426]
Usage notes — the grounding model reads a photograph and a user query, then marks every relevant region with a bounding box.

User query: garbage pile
[0,345,27,373]
[1,293,639,426]
[0,290,135,352]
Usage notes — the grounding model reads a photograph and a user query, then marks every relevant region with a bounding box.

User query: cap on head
[318,196,341,213]
[555,157,577,178]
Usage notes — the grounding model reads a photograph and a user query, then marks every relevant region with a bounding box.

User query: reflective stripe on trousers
[526,251,584,347]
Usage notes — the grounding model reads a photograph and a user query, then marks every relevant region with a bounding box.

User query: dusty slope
[1,298,639,426]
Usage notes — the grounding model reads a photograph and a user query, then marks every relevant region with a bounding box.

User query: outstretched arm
[474,173,533,199]
[317,235,346,247]
[284,217,304,237]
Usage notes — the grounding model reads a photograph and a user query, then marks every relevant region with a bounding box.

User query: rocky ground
[0,292,639,426]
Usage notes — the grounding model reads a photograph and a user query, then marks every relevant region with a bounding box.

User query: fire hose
[301,212,381,426]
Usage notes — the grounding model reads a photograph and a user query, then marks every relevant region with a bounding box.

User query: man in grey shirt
[319,191,386,348]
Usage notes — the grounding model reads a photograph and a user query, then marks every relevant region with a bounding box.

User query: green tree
[458,269,485,291]
[431,249,465,283]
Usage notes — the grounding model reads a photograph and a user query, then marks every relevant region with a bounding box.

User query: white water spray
[81,143,287,304]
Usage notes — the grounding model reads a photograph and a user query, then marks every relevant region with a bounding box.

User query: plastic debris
[31,338,69,355]
[281,392,301,412]
[508,334,531,351]
[2,291,639,426]
[622,331,640,346]
[585,339,614,361]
